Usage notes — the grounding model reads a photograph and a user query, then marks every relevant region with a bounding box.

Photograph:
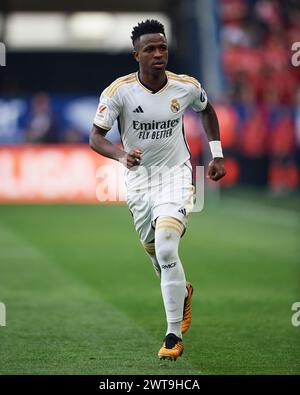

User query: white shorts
[126,161,194,243]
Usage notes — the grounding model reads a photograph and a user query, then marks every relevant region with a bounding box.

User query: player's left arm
[200,101,226,182]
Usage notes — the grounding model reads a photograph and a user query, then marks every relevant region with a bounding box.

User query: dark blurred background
[0,0,300,200]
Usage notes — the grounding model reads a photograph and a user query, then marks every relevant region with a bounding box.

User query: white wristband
[209,140,223,158]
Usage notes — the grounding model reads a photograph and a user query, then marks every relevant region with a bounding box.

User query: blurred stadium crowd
[218,0,300,191]
[0,0,299,193]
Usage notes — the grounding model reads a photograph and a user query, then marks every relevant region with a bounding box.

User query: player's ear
[133,50,139,63]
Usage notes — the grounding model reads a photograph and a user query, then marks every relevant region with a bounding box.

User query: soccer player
[90,19,226,360]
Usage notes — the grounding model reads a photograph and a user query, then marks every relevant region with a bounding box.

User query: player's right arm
[190,80,226,182]
[89,125,141,169]
[89,88,141,169]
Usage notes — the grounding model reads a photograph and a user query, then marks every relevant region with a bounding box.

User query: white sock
[143,243,189,292]
[155,216,186,335]
[166,321,182,339]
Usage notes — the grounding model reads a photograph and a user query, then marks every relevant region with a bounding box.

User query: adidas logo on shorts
[178,208,186,216]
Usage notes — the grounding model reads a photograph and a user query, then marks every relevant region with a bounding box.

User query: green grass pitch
[0,190,299,374]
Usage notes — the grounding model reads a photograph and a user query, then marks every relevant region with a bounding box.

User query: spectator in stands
[25,93,60,143]
[219,0,300,190]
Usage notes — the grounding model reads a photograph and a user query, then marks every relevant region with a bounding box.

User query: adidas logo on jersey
[178,208,187,216]
[133,106,144,113]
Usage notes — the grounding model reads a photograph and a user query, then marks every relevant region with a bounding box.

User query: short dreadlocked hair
[131,19,166,47]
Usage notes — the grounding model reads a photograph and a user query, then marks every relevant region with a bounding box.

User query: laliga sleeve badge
[97,104,109,120]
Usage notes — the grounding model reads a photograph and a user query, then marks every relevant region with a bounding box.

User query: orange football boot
[181,282,193,334]
[158,333,183,361]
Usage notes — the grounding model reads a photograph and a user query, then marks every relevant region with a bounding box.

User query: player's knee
[155,230,179,264]
[156,242,177,264]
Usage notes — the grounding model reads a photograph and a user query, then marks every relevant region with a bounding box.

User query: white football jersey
[94,71,208,189]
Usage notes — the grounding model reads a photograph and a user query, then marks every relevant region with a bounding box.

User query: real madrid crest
[171,98,180,113]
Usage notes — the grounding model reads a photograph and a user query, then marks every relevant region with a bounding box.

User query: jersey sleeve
[93,89,122,131]
[190,80,208,112]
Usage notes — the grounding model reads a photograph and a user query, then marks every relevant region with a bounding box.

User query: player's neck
[138,70,167,92]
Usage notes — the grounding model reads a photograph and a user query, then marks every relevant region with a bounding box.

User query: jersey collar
[136,71,169,94]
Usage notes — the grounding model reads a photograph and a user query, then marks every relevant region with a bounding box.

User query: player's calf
[155,216,186,338]
[143,241,161,278]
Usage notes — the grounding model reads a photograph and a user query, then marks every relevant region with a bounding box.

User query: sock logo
[162,262,176,270]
